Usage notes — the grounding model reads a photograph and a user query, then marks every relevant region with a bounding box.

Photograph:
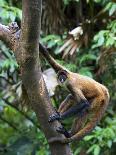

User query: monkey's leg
[70,112,87,135]
[58,94,74,113]
[56,111,87,138]
[48,112,88,143]
[57,88,90,120]
[63,99,108,143]
[49,99,89,122]
[49,104,105,144]
[60,100,89,119]
[48,94,74,122]
[48,94,75,138]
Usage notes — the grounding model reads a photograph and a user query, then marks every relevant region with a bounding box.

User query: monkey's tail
[39,43,67,73]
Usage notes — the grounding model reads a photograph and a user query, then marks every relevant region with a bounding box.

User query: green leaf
[80,54,96,64]
[94,145,100,155]
[9,11,16,21]
[109,3,116,16]
[106,37,115,46]
[16,9,22,19]
[95,126,102,131]
[105,2,112,11]
[79,67,93,78]
[97,35,104,46]
[74,147,81,155]
[107,140,112,148]
[47,40,56,48]
[87,145,96,153]
[0,9,9,19]
[84,135,94,141]
[0,0,7,6]
[42,35,59,42]
[107,128,115,137]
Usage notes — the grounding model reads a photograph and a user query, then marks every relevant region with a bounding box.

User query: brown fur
[57,72,110,143]
[39,44,110,143]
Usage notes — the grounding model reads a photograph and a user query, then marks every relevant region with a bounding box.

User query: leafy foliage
[0,0,116,155]
[92,20,116,48]
[0,0,22,24]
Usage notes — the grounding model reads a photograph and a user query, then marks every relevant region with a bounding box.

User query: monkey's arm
[49,89,90,122]
[58,94,74,113]
[55,111,87,138]
[63,100,108,143]
[67,86,88,103]
[60,88,90,118]
[70,111,87,135]
[48,103,106,144]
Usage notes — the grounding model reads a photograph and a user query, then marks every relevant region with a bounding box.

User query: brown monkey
[7,22,110,143]
[7,21,110,143]
[39,44,110,143]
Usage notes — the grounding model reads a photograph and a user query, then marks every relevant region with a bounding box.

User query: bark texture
[0,0,72,154]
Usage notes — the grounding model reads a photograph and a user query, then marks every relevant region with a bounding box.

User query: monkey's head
[57,70,68,84]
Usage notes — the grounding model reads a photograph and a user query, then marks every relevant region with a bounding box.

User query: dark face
[58,73,67,84]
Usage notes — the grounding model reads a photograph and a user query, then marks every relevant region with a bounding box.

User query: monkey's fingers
[56,126,71,138]
[48,112,61,122]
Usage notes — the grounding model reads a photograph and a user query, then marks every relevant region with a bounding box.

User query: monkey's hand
[56,126,71,138]
[48,112,61,122]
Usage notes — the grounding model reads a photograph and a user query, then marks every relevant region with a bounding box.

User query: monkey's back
[68,72,109,102]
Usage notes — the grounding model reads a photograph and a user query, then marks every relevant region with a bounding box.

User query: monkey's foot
[56,126,71,138]
[48,112,61,122]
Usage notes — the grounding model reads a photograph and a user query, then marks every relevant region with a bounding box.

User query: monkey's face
[57,70,68,85]
[58,74,67,83]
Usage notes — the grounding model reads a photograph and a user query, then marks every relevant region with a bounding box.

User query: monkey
[6,22,110,143]
[39,44,110,144]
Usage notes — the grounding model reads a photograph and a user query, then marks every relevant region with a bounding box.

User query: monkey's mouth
[60,79,65,83]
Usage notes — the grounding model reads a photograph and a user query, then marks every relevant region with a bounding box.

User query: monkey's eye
[58,74,67,83]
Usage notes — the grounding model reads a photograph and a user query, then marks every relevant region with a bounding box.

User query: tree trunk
[17,0,72,155]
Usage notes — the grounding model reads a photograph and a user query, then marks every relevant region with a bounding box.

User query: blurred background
[0,0,116,155]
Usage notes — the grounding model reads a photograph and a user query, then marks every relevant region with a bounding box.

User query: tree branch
[0,24,11,46]
[0,1,72,154]
[0,23,19,52]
